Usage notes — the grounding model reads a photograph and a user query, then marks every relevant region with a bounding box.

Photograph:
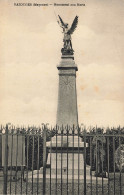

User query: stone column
[56,55,78,127]
[46,54,90,181]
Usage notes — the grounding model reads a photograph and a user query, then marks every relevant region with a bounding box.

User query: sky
[0,0,124,127]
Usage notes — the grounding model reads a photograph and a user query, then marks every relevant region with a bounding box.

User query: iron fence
[0,124,124,194]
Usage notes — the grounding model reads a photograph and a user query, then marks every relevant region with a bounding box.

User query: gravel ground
[0,172,124,195]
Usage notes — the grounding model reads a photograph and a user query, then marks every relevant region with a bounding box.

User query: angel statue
[58,15,78,55]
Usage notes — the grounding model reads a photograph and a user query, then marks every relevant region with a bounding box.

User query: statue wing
[58,15,66,28]
[67,16,78,35]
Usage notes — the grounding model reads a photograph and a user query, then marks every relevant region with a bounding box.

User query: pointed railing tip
[1,124,124,134]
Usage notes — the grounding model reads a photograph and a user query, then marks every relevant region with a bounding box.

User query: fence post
[3,124,9,195]
[43,124,47,195]
[84,127,86,195]
[0,125,2,167]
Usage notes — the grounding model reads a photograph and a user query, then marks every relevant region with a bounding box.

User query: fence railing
[0,124,124,194]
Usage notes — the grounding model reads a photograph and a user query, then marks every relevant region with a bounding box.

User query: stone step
[27,166,91,183]
[45,169,90,176]
[39,166,90,175]
[27,173,108,184]
[51,169,90,175]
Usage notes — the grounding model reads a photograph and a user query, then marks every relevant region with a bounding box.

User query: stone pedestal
[46,135,90,180]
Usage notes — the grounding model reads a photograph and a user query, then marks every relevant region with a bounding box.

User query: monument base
[28,135,108,185]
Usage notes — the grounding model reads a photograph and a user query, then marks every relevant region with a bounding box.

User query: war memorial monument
[28,16,107,192]
[28,15,91,183]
